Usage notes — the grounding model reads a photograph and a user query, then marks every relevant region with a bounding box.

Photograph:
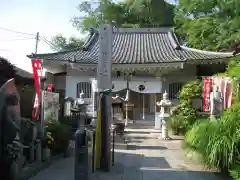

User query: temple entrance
[112,90,158,121]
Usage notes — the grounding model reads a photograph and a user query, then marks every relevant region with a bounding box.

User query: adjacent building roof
[15,67,32,78]
[28,27,234,64]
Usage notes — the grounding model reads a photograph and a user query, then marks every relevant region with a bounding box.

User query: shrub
[170,101,198,133]
[184,120,217,152]
[230,162,240,180]
[179,79,202,102]
[45,120,71,155]
[169,80,202,134]
[169,114,184,135]
[184,102,240,170]
[183,55,240,176]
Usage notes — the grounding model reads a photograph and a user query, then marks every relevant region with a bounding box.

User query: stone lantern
[156,91,173,140]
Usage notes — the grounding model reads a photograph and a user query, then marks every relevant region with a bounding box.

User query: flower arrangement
[42,131,54,149]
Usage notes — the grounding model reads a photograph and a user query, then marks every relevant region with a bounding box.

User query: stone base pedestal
[36,140,42,162]
[162,119,168,138]
[158,119,171,140]
[43,148,51,161]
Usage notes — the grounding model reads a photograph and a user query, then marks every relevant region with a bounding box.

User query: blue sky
[0,0,177,72]
[0,0,85,72]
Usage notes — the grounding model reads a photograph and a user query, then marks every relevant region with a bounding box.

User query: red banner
[203,77,213,112]
[225,81,232,108]
[31,59,43,120]
[47,84,53,92]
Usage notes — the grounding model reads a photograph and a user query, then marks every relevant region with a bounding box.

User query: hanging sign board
[43,91,59,121]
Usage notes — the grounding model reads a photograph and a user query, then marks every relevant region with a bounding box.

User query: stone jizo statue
[210,85,223,120]
[73,92,85,109]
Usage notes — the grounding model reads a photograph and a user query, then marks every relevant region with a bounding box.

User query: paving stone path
[29,125,229,180]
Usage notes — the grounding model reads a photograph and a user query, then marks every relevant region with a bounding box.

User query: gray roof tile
[15,67,33,78]
[28,27,234,64]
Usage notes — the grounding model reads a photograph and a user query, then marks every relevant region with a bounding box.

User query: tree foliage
[51,34,84,52]
[71,0,175,31]
[52,0,175,51]
[175,0,240,51]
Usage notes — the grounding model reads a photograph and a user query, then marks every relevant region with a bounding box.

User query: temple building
[28,27,235,121]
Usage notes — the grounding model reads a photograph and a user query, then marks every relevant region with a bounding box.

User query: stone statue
[156,91,173,140]
[210,85,223,119]
[0,58,25,179]
[0,83,22,180]
[73,92,85,109]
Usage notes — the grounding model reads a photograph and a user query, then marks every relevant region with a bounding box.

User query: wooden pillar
[155,76,163,129]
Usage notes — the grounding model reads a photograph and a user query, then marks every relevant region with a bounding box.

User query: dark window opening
[169,83,183,99]
[76,82,92,98]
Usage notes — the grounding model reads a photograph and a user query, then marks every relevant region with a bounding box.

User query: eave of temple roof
[28,27,235,64]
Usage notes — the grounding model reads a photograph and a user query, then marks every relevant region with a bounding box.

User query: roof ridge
[113,27,172,33]
[82,32,99,51]
[168,30,181,50]
[180,46,234,56]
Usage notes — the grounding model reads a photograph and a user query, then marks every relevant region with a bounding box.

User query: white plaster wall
[65,68,95,98]
[162,64,197,104]
[162,65,196,89]
[64,65,197,100]
[65,76,92,98]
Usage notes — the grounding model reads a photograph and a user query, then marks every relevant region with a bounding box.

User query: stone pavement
[29,122,229,180]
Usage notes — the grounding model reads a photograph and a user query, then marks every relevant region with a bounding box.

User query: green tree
[175,0,240,51]
[124,0,174,27]
[51,34,84,52]
[51,0,175,51]
[71,0,175,31]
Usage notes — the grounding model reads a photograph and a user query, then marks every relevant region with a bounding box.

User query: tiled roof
[28,27,234,64]
[15,67,32,79]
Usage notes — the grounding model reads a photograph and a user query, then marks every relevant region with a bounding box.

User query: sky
[0,0,177,73]
[0,0,86,72]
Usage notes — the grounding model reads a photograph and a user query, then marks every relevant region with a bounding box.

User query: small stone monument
[210,85,223,120]
[156,91,173,140]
